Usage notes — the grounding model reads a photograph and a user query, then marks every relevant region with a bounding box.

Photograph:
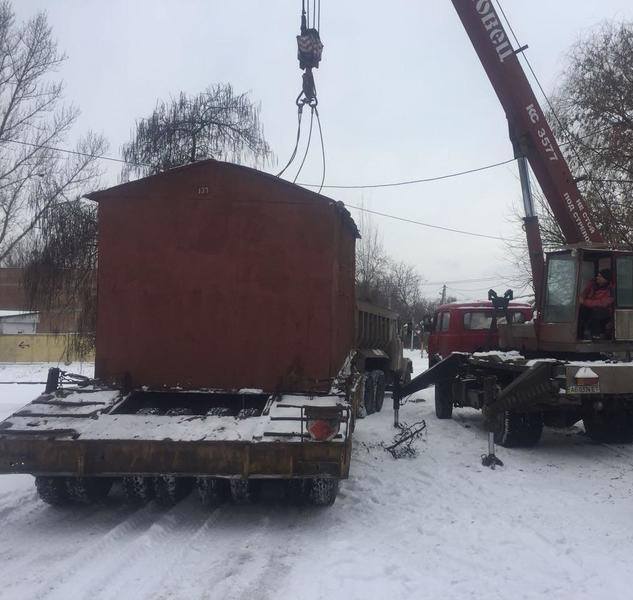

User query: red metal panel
[89,161,357,393]
[450,0,603,245]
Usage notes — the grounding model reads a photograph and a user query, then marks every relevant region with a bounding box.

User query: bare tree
[355,209,389,303]
[24,198,97,358]
[547,21,633,249]
[506,21,633,291]
[121,84,273,180]
[0,1,106,265]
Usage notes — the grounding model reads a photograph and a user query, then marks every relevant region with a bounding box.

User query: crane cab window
[616,256,633,308]
[544,255,578,323]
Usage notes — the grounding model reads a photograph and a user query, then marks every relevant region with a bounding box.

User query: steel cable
[277,107,304,178]
[293,107,315,183]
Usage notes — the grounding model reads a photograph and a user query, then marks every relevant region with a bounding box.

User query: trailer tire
[372,370,387,413]
[583,412,633,444]
[66,477,113,504]
[155,476,194,506]
[196,477,229,507]
[286,479,308,505]
[307,478,339,506]
[35,476,69,506]
[123,476,155,505]
[363,373,376,416]
[494,411,543,448]
[435,380,453,419]
[229,479,260,504]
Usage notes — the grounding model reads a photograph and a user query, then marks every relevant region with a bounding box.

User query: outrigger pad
[481,453,504,469]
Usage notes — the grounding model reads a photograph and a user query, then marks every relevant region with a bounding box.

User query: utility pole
[440,284,447,305]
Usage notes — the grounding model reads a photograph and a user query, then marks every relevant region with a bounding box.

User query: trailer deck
[0,386,352,479]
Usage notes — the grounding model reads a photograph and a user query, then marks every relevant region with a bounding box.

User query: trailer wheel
[154,476,194,506]
[363,373,376,416]
[494,411,543,448]
[286,479,308,505]
[65,477,113,504]
[123,476,155,505]
[35,476,69,506]
[307,478,339,506]
[583,412,633,443]
[372,370,387,413]
[229,479,260,504]
[196,477,229,507]
[435,380,453,419]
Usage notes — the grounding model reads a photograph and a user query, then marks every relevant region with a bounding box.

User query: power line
[344,204,506,240]
[0,136,509,241]
[298,157,516,190]
[2,137,150,168]
[421,276,510,286]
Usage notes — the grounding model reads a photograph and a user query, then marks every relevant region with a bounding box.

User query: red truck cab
[428,301,533,366]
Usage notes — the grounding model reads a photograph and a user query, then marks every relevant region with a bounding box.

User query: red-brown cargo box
[86,159,359,392]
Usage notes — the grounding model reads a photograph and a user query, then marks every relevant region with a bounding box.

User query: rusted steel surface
[0,437,351,478]
[86,160,358,393]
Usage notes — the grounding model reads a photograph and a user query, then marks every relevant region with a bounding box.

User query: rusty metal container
[86,160,358,393]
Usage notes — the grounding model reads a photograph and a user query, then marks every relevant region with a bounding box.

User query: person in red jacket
[579,268,614,339]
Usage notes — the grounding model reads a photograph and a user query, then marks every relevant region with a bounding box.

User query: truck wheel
[307,478,339,506]
[494,411,543,448]
[583,412,633,443]
[35,476,69,506]
[66,477,113,504]
[123,476,155,505]
[229,479,260,504]
[372,370,387,412]
[196,477,229,507]
[363,373,376,416]
[154,476,194,506]
[435,380,453,419]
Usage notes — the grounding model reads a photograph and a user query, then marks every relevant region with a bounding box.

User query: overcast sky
[13,0,633,301]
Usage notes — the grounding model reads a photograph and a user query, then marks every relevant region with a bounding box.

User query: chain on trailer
[278,0,325,190]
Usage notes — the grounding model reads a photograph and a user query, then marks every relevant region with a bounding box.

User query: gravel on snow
[0,353,632,600]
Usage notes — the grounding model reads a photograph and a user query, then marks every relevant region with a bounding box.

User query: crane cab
[502,247,633,357]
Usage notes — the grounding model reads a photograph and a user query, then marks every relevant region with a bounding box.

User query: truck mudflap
[0,386,353,479]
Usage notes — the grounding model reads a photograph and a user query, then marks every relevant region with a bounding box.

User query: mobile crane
[396,0,633,449]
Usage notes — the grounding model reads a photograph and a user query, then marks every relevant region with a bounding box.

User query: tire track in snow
[58,499,230,600]
[152,506,297,600]
[5,501,177,600]
[32,498,208,600]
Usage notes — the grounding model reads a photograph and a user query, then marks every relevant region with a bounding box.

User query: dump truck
[0,160,407,507]
[356,301,412,416]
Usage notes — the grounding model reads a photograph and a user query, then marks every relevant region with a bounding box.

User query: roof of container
[0,310,38,319]
[85,158,360,238]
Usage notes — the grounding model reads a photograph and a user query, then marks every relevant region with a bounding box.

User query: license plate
[568,384,600,394]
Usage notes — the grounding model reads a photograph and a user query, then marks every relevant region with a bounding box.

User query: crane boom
[450,0,604,246]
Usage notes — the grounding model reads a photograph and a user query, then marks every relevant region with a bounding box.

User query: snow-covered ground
[1,353,632,600]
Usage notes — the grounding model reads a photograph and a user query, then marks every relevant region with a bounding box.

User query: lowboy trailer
[0,160,369,507]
